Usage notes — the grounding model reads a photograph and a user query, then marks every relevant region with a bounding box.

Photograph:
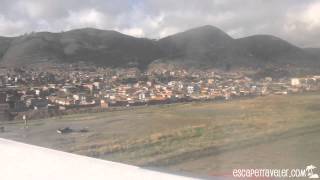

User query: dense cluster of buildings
[0,64,320,120]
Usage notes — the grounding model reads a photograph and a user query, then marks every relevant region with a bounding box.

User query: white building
[187,86,194,94]
[291,78,301,86]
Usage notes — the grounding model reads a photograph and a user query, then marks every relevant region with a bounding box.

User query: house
[0,90,9,120]
[138,92,146,101]
[26,98,48,110]
[291,78,301,86]
[100,100,109,108]
[13,101,28,112]
[187,86,194,94]
[0,91,9,120]
[0,103,9,121]
[0,91,6,103]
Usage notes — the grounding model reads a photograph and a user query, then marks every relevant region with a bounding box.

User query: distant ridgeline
[0,25,319,71]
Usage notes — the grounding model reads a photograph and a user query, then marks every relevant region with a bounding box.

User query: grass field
[1,92,320,176]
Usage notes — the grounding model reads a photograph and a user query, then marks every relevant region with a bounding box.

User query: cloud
[65,9,108,29]
[286,1,320,31]
[120,27,145,37]
[0,15,27,36]
[0,0,319,47]
[301,2,320,30]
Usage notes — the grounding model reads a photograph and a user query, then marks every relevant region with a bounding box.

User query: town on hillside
[0,63,320,121]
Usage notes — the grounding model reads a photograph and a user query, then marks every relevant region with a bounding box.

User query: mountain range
[0,25,319,71]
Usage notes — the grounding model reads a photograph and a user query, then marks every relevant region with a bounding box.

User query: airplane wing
[0,138,198,180]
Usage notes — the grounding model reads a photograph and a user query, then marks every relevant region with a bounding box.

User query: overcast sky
[0,0,320,47]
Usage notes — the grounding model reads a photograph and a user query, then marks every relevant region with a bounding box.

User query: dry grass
[69,93,320,166]
[3,92,320,170]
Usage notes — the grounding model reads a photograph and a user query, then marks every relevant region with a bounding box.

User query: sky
[0,0,320,47]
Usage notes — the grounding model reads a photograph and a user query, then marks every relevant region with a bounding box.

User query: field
[1,93,320,177]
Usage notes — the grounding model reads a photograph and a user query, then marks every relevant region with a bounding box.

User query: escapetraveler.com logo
[233,165,319,178]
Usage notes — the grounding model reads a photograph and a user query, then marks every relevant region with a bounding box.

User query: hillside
[157,25,235,66]
[0,25,319,70]
[157,27,319,69]
[59,28,163,68]
[1,32,63,66]
[0,37,13,60]
[234,35,316,66]
[0,29,163,68]
[304,48,320,57]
